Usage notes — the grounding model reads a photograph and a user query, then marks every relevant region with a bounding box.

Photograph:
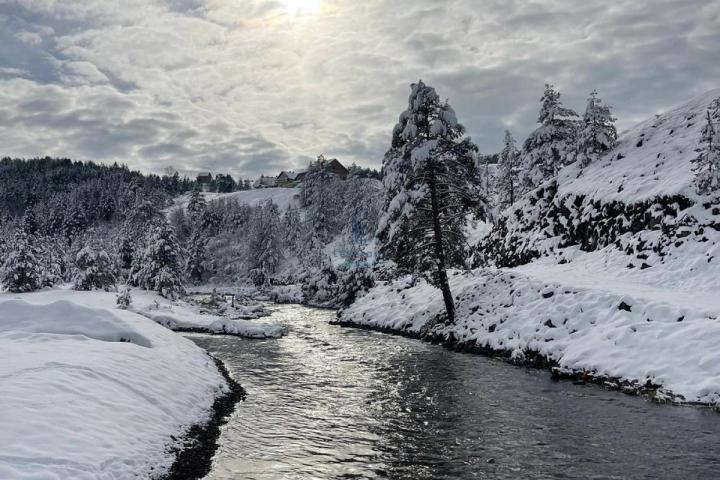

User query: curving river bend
[188,303,720,480]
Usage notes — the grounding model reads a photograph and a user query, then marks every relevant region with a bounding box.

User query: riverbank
[0,289,231,479]
[163,355,245,480]
[335,267,720,409]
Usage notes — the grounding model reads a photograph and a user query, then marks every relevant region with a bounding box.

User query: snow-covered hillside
[557,89,720,202]
[338,90,720,406]
[172,187,299,212]
[0,289,228,479]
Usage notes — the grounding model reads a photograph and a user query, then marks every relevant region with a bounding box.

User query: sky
[0,0,718,179]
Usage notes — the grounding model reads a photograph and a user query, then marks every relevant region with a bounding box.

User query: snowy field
[171,187,299,212]
[0,289,228,479]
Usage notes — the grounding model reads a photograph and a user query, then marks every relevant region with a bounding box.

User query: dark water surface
[188,304,720,480]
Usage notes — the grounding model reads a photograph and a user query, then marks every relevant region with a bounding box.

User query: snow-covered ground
[338,265,720,406]
[0,289,228,479]
[172,187,299,212]
[338,89,720,406]
[132,290,287,338]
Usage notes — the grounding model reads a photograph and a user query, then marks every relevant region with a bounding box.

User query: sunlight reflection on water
[189,303,720,480]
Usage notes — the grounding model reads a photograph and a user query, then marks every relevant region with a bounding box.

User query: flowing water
[188,304,720,480]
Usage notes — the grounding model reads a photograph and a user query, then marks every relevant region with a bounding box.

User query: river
[187,303,720,479]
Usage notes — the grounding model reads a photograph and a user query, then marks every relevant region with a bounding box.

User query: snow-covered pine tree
[497,130,520,209]
[132,221,186,298]
[116,285,132,309]
[300,155,343,242]
[185,226,207,283]
[520,84,580,192]
[281,206,303,254]
[576,90,617,167]
[376,80,485,322]
[248,201,283,286]
[1,229,43,293]
[187,187,207,219]
[693,99,720,195]
[479,156,495,212]
[73,245,117,291]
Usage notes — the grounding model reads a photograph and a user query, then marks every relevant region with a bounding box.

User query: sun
[279,0,322,15]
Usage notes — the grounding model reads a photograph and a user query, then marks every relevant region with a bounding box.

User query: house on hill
[277,169,308,186]
[196,173,213,192]
[326,159,348,178]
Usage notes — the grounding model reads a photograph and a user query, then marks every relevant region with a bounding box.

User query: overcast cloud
[0,0,718,178]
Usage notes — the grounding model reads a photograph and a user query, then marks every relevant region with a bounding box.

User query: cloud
[0,0,718,178]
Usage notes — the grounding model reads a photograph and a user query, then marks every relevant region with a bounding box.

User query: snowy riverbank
[0,289,234,479]
[336,264,720,406]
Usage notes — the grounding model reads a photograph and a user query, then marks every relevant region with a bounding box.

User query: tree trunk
[427,162,456,323]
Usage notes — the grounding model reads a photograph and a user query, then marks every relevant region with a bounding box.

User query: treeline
[0,157,194,297]
[169,156,382,294]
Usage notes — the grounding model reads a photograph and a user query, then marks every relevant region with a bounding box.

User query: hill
[338,89,720,407]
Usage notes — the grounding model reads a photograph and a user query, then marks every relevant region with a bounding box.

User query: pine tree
[1,229,43,293]
[520,84,579,191]
[693,99,720,195]
[577,90,617,167]
[185,227,207,283]
[497,130,520,208]
[187,188,207,219]
[132,222,186,298]
[376,80,485,323]
[73,245,117,291]
[300,155,344,242]
[116,285,132,309]
[248,201,283,286]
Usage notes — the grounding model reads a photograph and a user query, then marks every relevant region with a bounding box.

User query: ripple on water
[189,304,720,480]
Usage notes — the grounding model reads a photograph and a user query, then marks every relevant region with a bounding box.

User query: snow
[340,90,720,407]
[172,187,299,213]
[339,266,720,405]
[128,289,287,338]
[0,289,227,480]
[555,88,720,203]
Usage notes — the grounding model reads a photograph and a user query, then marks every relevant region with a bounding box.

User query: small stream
[188,303,720,479]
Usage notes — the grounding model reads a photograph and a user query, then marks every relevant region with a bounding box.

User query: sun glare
[279,0,322,15]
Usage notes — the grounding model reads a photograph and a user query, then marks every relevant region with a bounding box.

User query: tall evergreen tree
[187,188,207,218]
[185,227,207,283]
[577,90,617,167]
[1,229,43,292]
[300,155,343,242]
[520,84,579,191]
[132,222,186,298]
[376,80,485,323]
[497,130,520,209]
[248,201,283,286]
[693,99,720,195]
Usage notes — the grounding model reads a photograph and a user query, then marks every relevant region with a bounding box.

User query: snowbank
[129,290,287,338]
[338,269,720,406]
[0,291,228,479]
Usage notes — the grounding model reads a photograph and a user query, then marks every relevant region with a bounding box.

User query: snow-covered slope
[0,290,227,479]
[557,88,720,202]
[339,90,720,406]
[172,187,299,212]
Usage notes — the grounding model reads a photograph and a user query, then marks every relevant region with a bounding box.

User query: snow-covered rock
[0,290,228,479]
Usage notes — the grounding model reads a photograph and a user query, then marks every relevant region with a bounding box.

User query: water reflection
[188,304,720,480]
